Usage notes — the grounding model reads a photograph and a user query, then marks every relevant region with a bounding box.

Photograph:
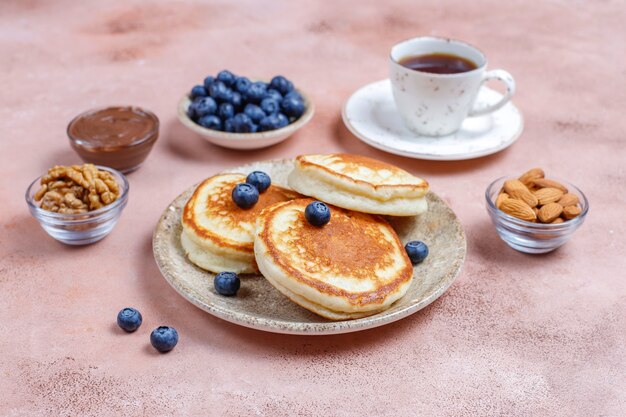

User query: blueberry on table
[235,76,251,95]
[244,103,266,123]
[404,241,429,264]
[218,102,235,120]
[270,75,294,95]
[281,96,305,119]
[263,89,283,102]
[305,201,331,226]
[190,85,207,99]
[232,113,255,133]
[191,96,217,118]
[198,115,222,130]
[246,171,271,193]
[203,75,215,90]
[260,98,280,115]
[214,272,241,296]
[217,70,237,87]
[150,326,179,353]
[232,183,259,209]
[246,81,267,103]
[117,307,142,332]
[209,80,232,102]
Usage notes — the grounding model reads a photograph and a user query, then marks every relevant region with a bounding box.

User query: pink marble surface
[1,0,625,415]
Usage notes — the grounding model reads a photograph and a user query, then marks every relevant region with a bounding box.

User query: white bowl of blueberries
[178,70,315,150]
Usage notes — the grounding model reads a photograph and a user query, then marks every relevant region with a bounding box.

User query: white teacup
[389,37,515,136]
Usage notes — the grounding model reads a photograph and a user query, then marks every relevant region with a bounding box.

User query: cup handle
[468,69,516,117]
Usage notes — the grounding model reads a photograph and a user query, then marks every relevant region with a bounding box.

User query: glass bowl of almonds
[25,164,129,245]
[485,168,589,254]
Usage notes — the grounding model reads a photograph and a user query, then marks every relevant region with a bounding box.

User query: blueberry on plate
[246,81,267,103]
[305,201,331,227]
[150,326,179,353]
[263,88,283,102]
[214,271,241,296]
[218,102,235,120]
[203,75,215,90]
[224,117,235,132]
[246,171,271,193]
[270,75,294,96]
[404,241,429,264]
[190,85,207,99]
[244,103,266,124]
[209,80,232,102]
[217,70,236,87]
[117,307,142,332]
[232,183,259,209]
[198,115,222,130]
[235,76,251,95]
[232,113,255,133]
[281,95,305,119]
[191,96,217,118]
[260,98,280,115]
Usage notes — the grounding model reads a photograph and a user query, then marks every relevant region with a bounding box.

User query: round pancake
[254,198,414,320]
[182,173,299,274]
[288,153,429,216]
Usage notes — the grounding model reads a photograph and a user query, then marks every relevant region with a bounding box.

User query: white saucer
[342,79,524,161]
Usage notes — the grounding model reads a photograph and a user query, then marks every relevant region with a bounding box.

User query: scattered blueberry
[305,201,331,226]
[232,113,255,133]
[203,76,215,90]
[214,272,241,296]
[191,96,217,118]
[263,88,283,102]
[232,183,259,209]
[218,102,235,120]
[150,326,179,353]
[404,241,429,264]
[270,75,294,95]
[216,70,237,87]
[224,117,235,132]
[209,80,232,102]
[246,171,271,193]
[190,85,207,99]
[116,307,142,332]
[235,77,252,95]
[198,115,222,130]
[281,95,305,119]
[246,81,267,103]
[260,98,280,115]
[244,103,266,123]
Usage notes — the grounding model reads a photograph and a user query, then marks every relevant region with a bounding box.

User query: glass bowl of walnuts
[485,168,589,254]
[25,164,129,245]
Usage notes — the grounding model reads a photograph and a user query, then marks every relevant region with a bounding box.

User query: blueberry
[209,81,232,102]
[187,105,197,121]
[217,70,237,87]
[305,201,331,226]
[281,96,305,119]
[404,241,429,264]
[246,171,271,193]
[263,88,283,102]
[246,81,267,103]
[259,114,281,131]
[276,113,289,128]
[214,271,241,296]
[232,183,259,209]
[270,75,294,95]
[198,115,222,130]
[284,90,303,101]
[232,113,255,133]
[244,103,266,123]
[191,96,217,118]
[260,98,280,115]
[116,307,142,332]
[218,102,235,120]
[224,117,235,132]
[150,326,179,353]
[203,76,215,90]
[235,77,252,95]
[190,85,207,99]
[230,92,243,110]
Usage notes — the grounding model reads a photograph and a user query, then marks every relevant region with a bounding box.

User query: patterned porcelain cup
[389,37,516,136]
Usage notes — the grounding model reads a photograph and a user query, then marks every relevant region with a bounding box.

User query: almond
[532,178,568,193]
[503,179,539,208]
[551,217,564,224]
[518,168,545,186]
[499,198,537,222]
[533,187,564,205]
[496,192,509,209]
[538,203,563,223]
[533,207,540,216]
[563,205,582,220]
[557,193,579,207]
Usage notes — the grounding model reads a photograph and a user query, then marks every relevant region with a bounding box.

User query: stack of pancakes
[181,153,429,320]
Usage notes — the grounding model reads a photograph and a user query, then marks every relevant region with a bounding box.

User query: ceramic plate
[152,159,466,335]
[342,79,523,161]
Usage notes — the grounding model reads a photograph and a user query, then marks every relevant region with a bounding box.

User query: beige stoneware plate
[153,159,466,335]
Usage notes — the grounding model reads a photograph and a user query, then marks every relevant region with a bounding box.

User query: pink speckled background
[1,1,625,416]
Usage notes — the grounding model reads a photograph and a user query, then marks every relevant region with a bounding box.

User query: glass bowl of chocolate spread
[67,106,159,173]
